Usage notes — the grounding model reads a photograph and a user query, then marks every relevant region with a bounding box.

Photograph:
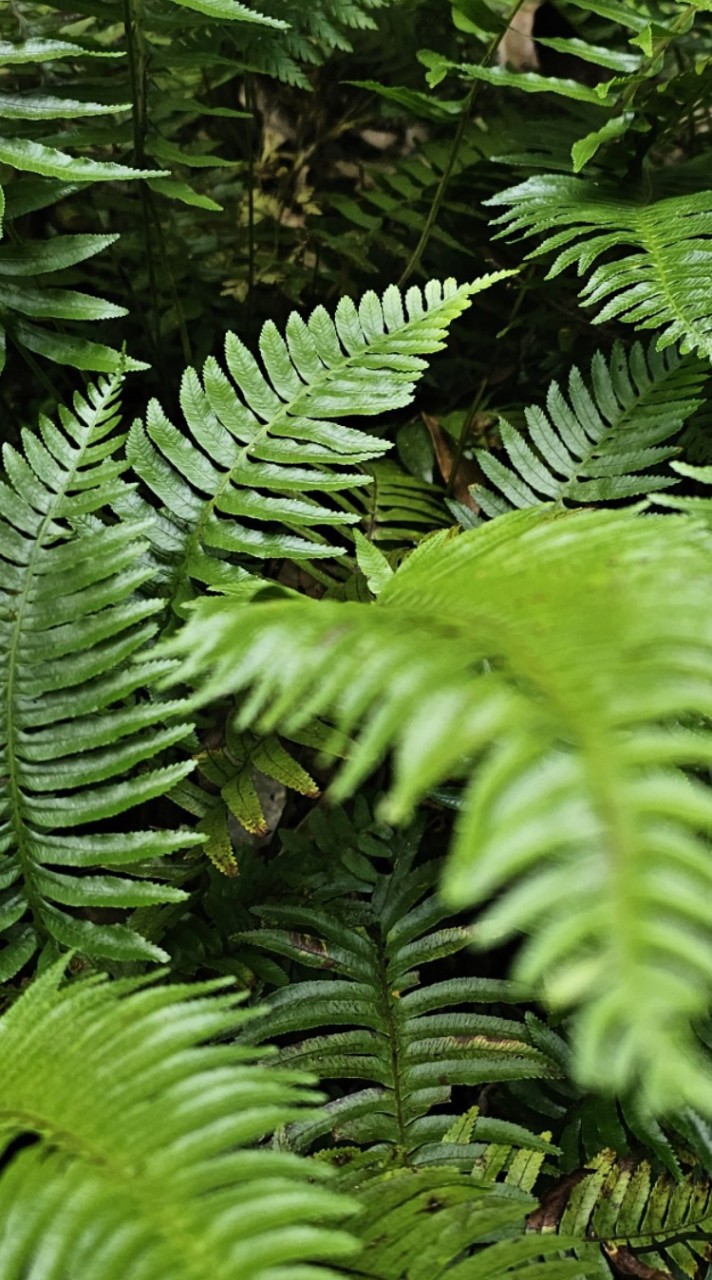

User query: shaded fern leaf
[169,507,712,1116]
[0,961,357,1280]
[127,276,506,613]
[487,177,712,358]
[332,1160,595,1280]
[473,339,707,516]
[530,1150,712,1280]
[0,374,200,978]
[238,818,557,1163]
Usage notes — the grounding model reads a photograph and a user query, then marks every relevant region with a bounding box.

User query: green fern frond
[0,373,200,977]
[486,177,712,359]
[331,1160,595,1280]
[0,960,358,1280]
[169,505,712,1115]
[530,1149,712,1280]
[127,276,507,612]
[237,816,557,1162]
[473,339,707,516]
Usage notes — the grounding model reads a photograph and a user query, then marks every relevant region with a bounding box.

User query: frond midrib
[4,439,88,934]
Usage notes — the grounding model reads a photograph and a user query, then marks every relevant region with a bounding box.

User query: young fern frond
[487,178,712,358]
[473,339,707,516]
[239,819,557,1163]
[0,960,358,1280]
[0,374,200,978]
[126,276,506,612]
[170,506,712,1115]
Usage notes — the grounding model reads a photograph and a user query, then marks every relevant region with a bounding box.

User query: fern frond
[237,816,558,1163]
[530,1150,712,1279]
[169,506,712,1115]
[331,1160,595,1280]
[487,177,712,358]
[127,276,507,612]
[0,373,200,977]
[0,961,358,1280]
[473,339,707,515]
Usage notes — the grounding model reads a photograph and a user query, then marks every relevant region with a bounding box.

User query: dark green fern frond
[126,276,507,613]
[530,1149,712,1280]
[0,373,200,978]
[487,178,712,358]
[169,506,712,1115]
[473,339,707,516]
[332,1159,595,1280]
[0,960,358,1280]
[238,818,557,1163]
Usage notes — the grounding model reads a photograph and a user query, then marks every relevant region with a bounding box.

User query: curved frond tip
[167,506,712,1115]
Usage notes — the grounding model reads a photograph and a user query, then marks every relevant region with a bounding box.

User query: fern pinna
[0,374,199,977]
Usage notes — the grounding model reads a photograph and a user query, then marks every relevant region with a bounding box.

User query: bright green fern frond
[0,961,358,1280]
[0,374,200,977]
[236,815,557,1163]
[473,339,707,516]
[169,505,712,1116]
[127,276,507,612]
[487,177,712,358]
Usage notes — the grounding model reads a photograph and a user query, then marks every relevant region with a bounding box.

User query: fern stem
[377,938,412,1162]
[398,0,528,288]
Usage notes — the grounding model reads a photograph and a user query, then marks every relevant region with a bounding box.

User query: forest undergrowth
[3,1,712,1277]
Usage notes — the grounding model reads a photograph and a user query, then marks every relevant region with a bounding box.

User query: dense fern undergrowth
[6,1,712,1277]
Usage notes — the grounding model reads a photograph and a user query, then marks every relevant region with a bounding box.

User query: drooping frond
[0,374,200,978]
[126,276,507,613]
[486,177,712,358]
[529,1150,712,1279]
[238,813,557,1162]
[169,505,712,1115]
[0,961,358,1280]
[473,339,707,516]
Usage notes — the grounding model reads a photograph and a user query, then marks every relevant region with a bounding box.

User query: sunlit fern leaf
[530,1150,712,1280]
[237,818,558,1163]
[127,276,507,615]
[487,177,712,359]
[472,339,707,516]
[329,1159,595,1280]
[0,960,358,1280]
[0,373,201,978]
[168,506,712,1116]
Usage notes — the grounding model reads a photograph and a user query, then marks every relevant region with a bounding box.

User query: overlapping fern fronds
[170,505,712,1115]
[126,276,506,612]
[0,960,357,1280]
[335,1160,594,1280]
[473,339,707,516]
[0,373,200,978]
[239,815,557,1162]
[529,1149,712,1279]
[487,177,712,358]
